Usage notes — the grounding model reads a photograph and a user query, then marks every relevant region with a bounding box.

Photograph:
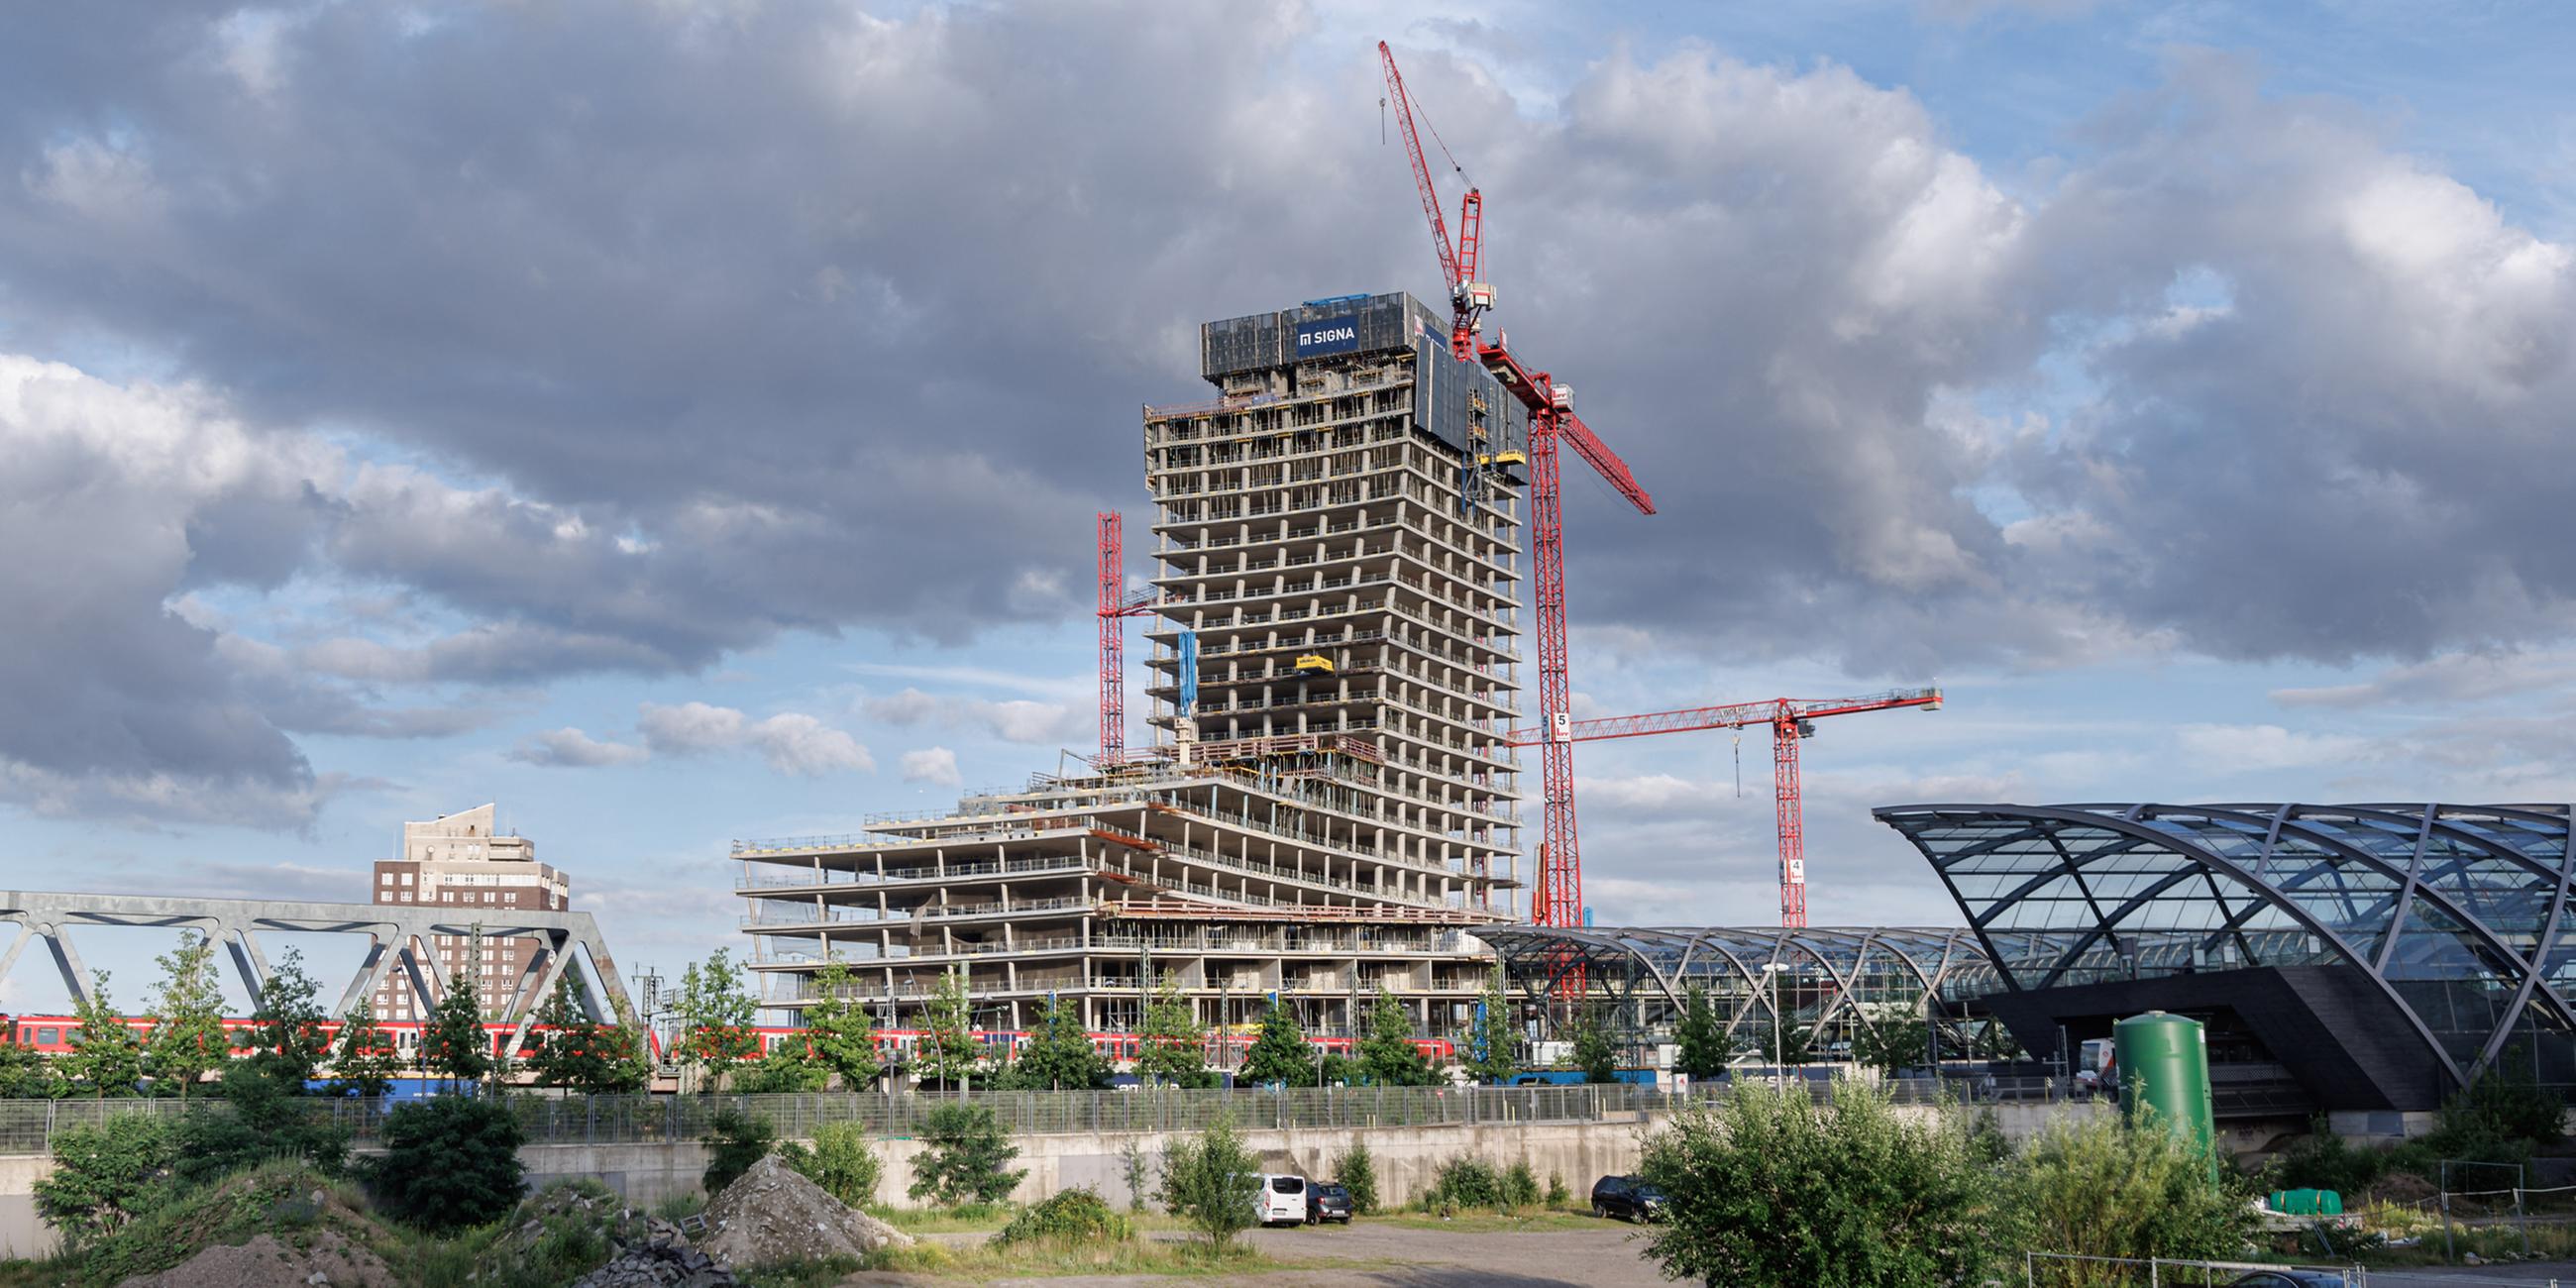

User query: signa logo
[1299,325,1356,346]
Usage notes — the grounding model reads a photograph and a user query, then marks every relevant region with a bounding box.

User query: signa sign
[1295,314,1360,358]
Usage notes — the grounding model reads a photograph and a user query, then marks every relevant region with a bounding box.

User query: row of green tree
[0,929,652,1100]
[662,953,1506,1093]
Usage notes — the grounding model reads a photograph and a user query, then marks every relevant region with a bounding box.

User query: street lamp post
[1761,963,1786,1081]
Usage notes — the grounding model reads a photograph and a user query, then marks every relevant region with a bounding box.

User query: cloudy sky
[3,0,2571,1013]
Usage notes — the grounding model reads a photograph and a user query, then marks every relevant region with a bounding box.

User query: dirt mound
[700,1154,913,1267]
[114,1228,394,1288]
[2365,1170,2439,1207]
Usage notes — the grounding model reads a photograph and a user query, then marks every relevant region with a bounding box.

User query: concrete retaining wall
[0,1156,48,1260]
[528,1115,1657,1214]
[2,1096,2117,1258]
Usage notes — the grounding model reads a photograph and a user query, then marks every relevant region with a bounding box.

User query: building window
[400,873,413,886]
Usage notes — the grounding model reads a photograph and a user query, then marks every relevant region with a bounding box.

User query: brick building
[369,803,571,1021]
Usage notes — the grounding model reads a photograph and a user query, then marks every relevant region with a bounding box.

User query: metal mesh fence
[2023,1253,2361,1286]
[0,1082,1732,1155]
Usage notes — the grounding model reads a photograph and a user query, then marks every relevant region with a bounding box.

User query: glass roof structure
[1480,925,2023,1060]
[1875,804,2575,1085]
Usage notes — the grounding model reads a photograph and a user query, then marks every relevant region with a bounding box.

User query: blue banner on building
[1293,312,1360,358]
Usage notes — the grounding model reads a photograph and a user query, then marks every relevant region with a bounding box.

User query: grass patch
[737,1256,870,1287]
[1378,1208,1607,1234]
[866,1236,1289,1279]
[651,1188,708,1222]
[880,1201,1015,1233]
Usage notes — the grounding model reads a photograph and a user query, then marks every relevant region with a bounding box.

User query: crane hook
[1733,732,1742,799]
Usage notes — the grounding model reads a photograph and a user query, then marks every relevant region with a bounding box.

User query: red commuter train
[6,1014,1453,1068]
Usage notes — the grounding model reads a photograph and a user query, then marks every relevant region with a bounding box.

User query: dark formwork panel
[1979,964,2449,1112]
[1200,292,1447,379]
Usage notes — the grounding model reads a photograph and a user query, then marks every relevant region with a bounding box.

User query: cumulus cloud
[900,746,964,788]
[508,727,649,768]
[2271,650,2576,708]
[865,687,1087,746]
[2173,723,2378,774]
[2,3,2574,827]
[0,356,331,826]
[636,701,873,776]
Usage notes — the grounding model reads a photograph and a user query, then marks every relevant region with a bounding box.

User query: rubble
[570,1232,739,1288]
[699,1154,913,1267]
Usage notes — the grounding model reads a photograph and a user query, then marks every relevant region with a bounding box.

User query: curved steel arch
[1876,802,2576,1087]
[1480,925,2009,1059]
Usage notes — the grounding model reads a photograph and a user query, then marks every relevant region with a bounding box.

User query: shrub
[701,1106,777,1196]
[1422,1155,1504,1214]
[2270,1116,2386,1197]
[1639,1079,2004,1288]
[1117,1138,1151,1212]
[172,1065,350,1184]
[368,1095,527,1231]
[2383,1067,2572,1176]
[2013,1111,2256,1285]
[1545,1170,1570,1209]
[992,1186,1133,1246]
[1503,1158,1542,1212]
[1157,1113,1260,1248]
[909,1102,1025,1206]
[33,1113,177,1246]
[779,1120,882,1209]
[1331,1139,1378,1215]
[2444,1065,2567,1147]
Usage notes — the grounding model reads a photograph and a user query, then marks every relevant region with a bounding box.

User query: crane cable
[1395,77,1473,186]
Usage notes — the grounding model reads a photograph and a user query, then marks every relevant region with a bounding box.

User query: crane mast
[1379,40,1655,927]
[1095,512,1159,765]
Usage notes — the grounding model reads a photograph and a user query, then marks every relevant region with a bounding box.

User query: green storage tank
[2114,1011,2215,1160]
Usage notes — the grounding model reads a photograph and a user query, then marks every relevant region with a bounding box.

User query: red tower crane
[1095,511,1157,763]
[1380,41,1657,927]
[1506,689,1943,927]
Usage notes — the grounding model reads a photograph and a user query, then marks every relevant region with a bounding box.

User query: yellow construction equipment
[1293,654,1335,675]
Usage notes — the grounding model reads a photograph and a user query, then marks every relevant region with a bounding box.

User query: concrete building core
[736,291,1526,1042]
[370,803,571,1021]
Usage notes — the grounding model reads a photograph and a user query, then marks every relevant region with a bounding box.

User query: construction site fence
[2025,1253,2361,1286]
[2023,1253,2574,1286]
[0,1082,1751,1156]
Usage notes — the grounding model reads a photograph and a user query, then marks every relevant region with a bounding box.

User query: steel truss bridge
[0,889,635,1059]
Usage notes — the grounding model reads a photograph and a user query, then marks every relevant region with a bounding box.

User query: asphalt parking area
[858,1217,1671,1287]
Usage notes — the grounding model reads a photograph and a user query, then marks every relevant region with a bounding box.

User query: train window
[39,1027,59,1044]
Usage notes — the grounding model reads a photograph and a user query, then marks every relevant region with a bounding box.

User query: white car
[1250,1173,1310,1227]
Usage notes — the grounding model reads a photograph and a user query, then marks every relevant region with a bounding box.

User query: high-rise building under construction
[735,291,1529,1043]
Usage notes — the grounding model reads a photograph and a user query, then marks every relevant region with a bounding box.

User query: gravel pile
[699,1154,913,1267]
